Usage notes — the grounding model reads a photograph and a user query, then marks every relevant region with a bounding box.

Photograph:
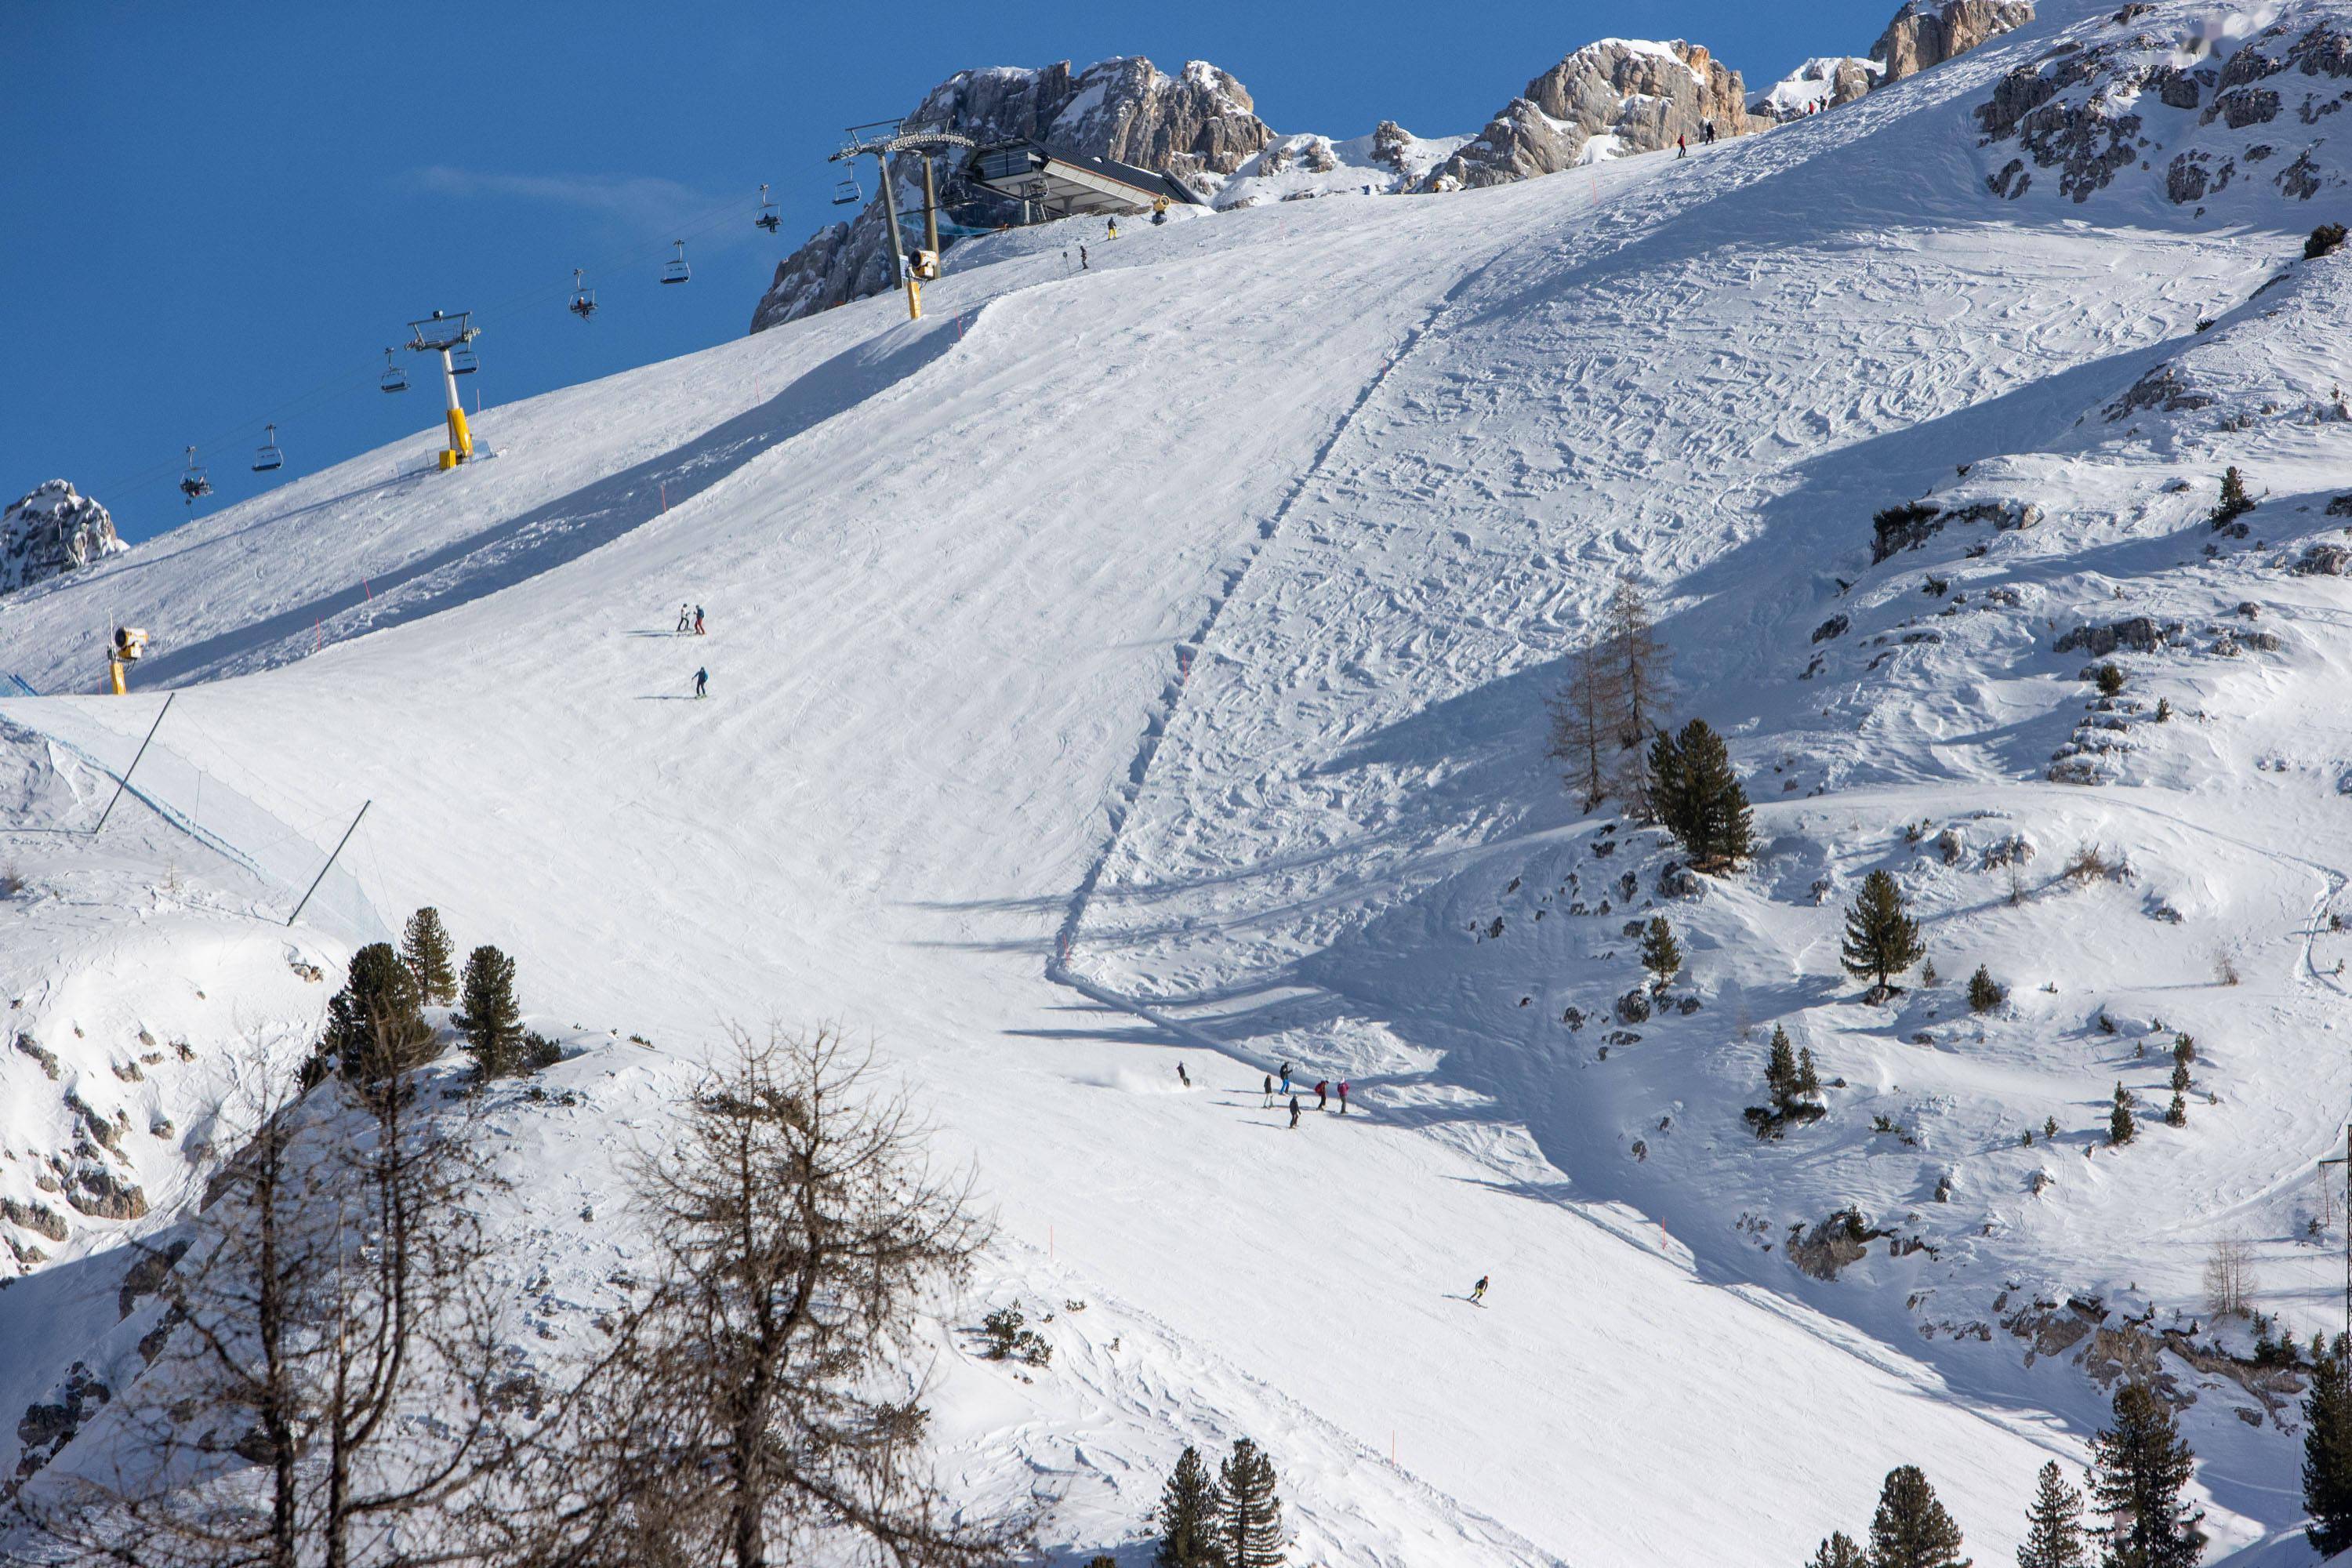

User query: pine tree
[1966,964,2005,1013]
[2016,1460,2087,1568]
[1840,870,1924,1000]
[1155,1445,1220,1568]
[2211,466,2253,528]
[2305,1334,2352,1558]
[1548,633,1615,811]
[2110,1083,2136,1147]
[399,906,458,1005]
[1766,1025,1799,1113]
[1682,719,1753,870]
[1796,1044,1823,1101]
[1649,718,1751,871]
[1647,724,1690,844]
[1641,916,1683,990]
[1867,1465,1969,1568]
[1214,1437,1285,1568]
[2089,1381,2205,1568]
[2164,1091,2187,1128]
[1808,1532,1867,1568]
[2169,1060,2190,1095]
[324,942,436,1084]
[455,944,523,1079]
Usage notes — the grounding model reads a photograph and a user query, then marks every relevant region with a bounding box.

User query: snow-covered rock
[750,56,1272,331]
[1420,38,1753,191]
[1751,56,1884,122]
[1978,2,2352,207]
[0,481,125,595]
[1211,123,1468,206]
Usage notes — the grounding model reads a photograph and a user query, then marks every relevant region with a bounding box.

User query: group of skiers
[665,602,708,697]
[1674,118,1723,159]
[1232,1058,1350,1126]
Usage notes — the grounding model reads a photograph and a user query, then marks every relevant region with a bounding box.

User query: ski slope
[6,1,2349,1559]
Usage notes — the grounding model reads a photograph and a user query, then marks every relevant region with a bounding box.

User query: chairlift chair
[661,240,691,285]
[178,446,211,506]
[252,424,285,472]
[831,176,862,207]
[449,347,478,375]
[380,349,408,393]
[569,267,597,320]
[756,183,781,233]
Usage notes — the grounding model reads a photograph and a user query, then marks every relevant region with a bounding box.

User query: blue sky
[5,0,1893,543]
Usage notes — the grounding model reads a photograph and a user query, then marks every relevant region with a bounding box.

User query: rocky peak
[1,481,126,596]
[750,56,1273,332]
[1420,39,1754,192]
[1872,0,2037,85]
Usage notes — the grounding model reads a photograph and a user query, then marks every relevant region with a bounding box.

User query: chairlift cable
[94,180,797,504]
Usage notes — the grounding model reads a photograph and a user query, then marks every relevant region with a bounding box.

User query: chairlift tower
[829,120,975,320]
[405,310,479,470]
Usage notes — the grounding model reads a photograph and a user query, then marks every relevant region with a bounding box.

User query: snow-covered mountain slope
[6,0,2352,1559]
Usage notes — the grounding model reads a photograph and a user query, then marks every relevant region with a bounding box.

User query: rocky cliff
[750,57,1273,332]
[1873,0,2037,85]
[1420,39,1755,191]
[1,481,126,596]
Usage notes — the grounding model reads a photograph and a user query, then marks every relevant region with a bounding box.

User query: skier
[1178,1062,1191,1087]
[692,666,708,699]
[1287,1095,1301,1130]
[1675,133,1687,159]
[1702,116,1716,145]
[1470,1274,1490,1304]
[1338,1080,1350,1115]
[1316,1079,1328,1111]
[676,602,691,633]
[1279,1061,1293,1097]
[1262,1073,1274,1108]
[693,605,706,636]
[1080,244,1091,271]
[1107,216,1119,240]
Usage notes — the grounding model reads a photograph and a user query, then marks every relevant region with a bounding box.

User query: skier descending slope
[1316,1080,1328,1111]
[693,605,706,635]
[1261,1073,1273,1108]
[692,666,708,699]
[1470,1275,1490,1305]
[1338,1080,1349,1115]
[675,602,691,633]
[1287,1095,1301,1131]
[1178,1062,1190,1088]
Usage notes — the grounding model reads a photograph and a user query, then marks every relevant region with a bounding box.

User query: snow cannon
[107,626,152,695]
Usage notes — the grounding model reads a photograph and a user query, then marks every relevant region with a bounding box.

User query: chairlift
[380,349,408,394]
[252,423,285,473]
[178,446,212,506]
[569,267,597,321]
[756,183,781,233]
[661,240,691,285]
[449,346,479,375]
[830,176,862,207]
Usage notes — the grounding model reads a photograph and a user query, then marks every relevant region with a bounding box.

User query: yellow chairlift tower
[829,122,973,321]
[406,310,480,470]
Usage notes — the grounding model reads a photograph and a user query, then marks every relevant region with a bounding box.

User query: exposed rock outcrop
[1978,11,2352,205]
[1,481,126,595]
[1421,39,1754,191]
[1872,0,2037,85]
[750,57,1273,332]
